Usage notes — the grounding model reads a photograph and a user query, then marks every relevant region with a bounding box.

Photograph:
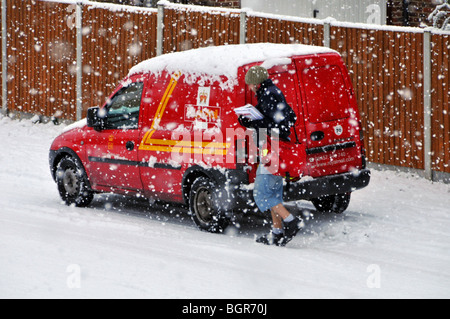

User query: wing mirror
[87,107,107,131]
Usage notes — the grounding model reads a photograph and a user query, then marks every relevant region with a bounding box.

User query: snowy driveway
[1,116,450,298]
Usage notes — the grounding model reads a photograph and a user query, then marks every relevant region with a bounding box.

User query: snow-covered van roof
[128,43,337,89]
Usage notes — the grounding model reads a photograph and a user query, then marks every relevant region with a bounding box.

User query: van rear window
[302,65,350,123]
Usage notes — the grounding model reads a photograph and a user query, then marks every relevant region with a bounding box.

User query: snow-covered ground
[1,115,450,299]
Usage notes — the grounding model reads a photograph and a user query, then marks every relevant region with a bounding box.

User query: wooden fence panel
[246,15,323,46]
[162,7,240,54]
[431,33,450,174]
[6,0,76,120]
[330,26,425,170]
[82,4,157,117]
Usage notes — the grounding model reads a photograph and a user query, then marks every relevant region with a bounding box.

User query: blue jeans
[253,166,284,212]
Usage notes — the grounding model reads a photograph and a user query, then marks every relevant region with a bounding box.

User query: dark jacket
[239,79,297,142]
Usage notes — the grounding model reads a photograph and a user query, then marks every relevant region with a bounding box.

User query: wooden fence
[4,0,77,120]
[1,0,449,180]
[431,33,450,177]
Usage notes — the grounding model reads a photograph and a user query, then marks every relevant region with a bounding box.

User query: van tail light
[361,145,367,169]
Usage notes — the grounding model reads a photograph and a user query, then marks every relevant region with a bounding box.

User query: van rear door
[295,54,363,177]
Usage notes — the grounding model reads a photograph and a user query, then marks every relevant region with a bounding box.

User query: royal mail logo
[197,87,211,106]
[199,92,208,104]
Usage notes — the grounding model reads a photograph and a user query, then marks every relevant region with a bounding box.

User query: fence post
[423,29,432,181]
[156,2,164,56]
[323,21,331,48]
[1,0,7,116]
[240,9,247,44]
[76,1,83,121]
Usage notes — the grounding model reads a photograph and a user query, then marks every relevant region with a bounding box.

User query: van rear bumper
[283,168,371,202]
[229,169,371,210]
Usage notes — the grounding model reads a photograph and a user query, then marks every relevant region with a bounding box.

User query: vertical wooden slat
[402,32,410,167]
[444,35,450,174]
[375,29,383,165]
[361,29,370,160]
[386,30,393,166]
[431,33,450,174]
[395,32,402,167]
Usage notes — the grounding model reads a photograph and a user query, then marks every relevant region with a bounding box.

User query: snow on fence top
[41,0,157,14]
[157,0,241,15]
[41,0,449,34]
[128,43,336,88]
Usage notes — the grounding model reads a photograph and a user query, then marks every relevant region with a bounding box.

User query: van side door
[137,72,185,203]
[85,75,146,193]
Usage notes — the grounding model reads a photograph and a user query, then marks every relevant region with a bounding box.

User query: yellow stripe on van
[140,72,181,148]
[152,72,180,128]
[141,145,229,156]
[141,139,230,155]
[146,139,230,149]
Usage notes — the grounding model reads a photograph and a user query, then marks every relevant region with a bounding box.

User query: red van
[49,43,370,233]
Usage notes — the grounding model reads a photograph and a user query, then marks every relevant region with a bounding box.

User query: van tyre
[56,156,94,207]
[311,193,351,214]
[189,177,229,233]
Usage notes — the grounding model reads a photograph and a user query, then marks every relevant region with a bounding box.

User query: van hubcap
[62,168,79,196]
[195,188,213,223]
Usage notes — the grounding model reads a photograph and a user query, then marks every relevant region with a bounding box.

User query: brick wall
[387,0,441,26]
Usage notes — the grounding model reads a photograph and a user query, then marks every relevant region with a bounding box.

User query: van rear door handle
[311,131,325,141]
[125,141,135,151]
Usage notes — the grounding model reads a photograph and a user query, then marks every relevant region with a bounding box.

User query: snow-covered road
[1,115,450,299]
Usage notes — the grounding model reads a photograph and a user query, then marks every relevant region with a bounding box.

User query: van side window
[105,82,144,130]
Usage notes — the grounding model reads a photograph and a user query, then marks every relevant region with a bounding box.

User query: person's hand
[238,115,251,127]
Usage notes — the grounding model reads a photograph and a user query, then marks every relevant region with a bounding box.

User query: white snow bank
[128,43,336,88]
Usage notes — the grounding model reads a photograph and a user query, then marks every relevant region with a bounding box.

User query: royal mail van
[49,43,370,233]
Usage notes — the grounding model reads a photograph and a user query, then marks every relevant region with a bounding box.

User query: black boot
[279,217,303,246]
[256,231,284,246]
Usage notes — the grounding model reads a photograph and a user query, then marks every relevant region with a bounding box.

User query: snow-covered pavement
[1,115,449,299]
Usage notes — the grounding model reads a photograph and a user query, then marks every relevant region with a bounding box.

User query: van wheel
[311,193,351,214]
[189,177,229,233]
[56,156,94,207]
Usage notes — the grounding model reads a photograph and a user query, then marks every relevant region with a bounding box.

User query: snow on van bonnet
[128,43,336,89]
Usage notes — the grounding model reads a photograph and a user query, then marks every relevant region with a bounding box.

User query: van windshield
[302,65,350,123]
